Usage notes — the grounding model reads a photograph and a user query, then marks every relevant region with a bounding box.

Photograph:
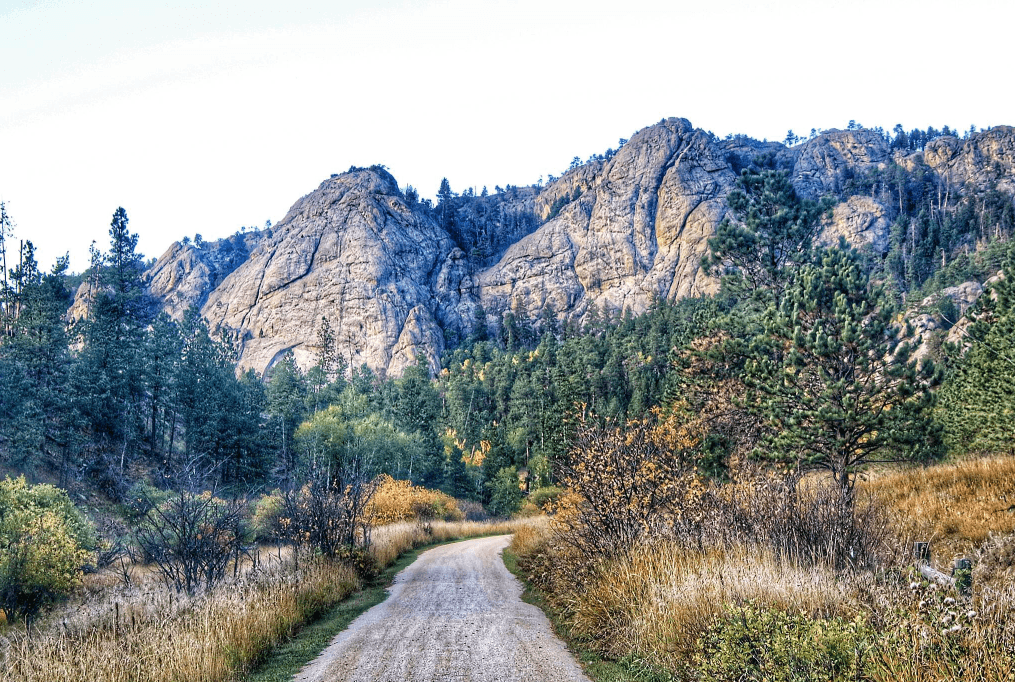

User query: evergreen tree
[0,243,75,472]
[75,209,153,475]
[938,247,1015,453]
[704,169,834,302]
[143,313,182,459]
[744,244,942,499]
[266,353,307,478]
[394,358,443,486]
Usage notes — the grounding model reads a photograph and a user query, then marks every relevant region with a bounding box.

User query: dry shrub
[552,414,697,560]
[365,475,463,526]
[682,475,901,571]
[557,413,898,573]
[456,499,489,522]
[864,456,1015,560]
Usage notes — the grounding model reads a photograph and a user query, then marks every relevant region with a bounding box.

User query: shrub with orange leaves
[365,475,463,526]
[551,413,700,561]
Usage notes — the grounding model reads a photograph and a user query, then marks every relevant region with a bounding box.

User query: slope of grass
[864,456,1015,561]
[509,457,1015,682]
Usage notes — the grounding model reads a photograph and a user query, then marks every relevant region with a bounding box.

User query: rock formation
[198,168,470,376]
[137,119,1015,377]
[146,231,265,319]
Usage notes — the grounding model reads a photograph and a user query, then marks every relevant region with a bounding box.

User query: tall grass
[864,456,1015,561]
[513,522,859,672]
[3,518,534,682]
[512,456,1015,681]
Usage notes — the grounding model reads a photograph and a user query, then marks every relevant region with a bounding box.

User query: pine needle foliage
[744,244,943,497]
[938,245,1015,454]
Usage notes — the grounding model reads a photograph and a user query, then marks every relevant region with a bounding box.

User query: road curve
[295,534,591,682]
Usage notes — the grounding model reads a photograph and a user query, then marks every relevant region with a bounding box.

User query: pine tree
[74,209,154,483]
[744,244,942,499]
[267,352,308,478]
[938,247,1015,454]
[0,244,75,472]
[704,169,834,303]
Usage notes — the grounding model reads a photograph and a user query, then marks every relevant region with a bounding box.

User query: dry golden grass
[512,522,856,668]
[511,456,1015,681]
[864,456,1015,561]
[4,558,359,682]
[3,518,534,682]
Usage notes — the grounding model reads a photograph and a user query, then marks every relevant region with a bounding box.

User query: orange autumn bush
[365,475,463,526]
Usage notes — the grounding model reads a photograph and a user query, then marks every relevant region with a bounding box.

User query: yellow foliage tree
[365,475,463,526]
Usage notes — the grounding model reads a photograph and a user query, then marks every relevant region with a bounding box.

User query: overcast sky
[2,0,1012,271]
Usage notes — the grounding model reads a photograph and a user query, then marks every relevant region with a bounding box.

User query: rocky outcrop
[790,129,892,200]
[146,231,264,319]
[199,168,470,377]
[478,119,732,322]
[820,196,892,253]
[921,127,1015,194]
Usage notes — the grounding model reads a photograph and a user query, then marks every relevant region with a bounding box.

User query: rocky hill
[142,118,1015,377]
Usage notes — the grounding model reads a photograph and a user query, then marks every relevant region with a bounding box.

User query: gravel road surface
[294,534,591,682]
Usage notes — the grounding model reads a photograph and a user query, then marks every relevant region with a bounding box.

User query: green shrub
[334,546,380,581]
[694,603,869,681]
[251,490,285,544]
[0,477,95,626]
[121,480,170,522]
[529,485,562,511]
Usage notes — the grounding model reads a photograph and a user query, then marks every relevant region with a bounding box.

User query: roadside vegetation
[3,486,534,682]
[510,455,1015,682]
[1,133,1014,681]
[504,166,1015,681]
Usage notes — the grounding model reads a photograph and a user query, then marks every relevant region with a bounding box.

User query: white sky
[2,0,1012,272]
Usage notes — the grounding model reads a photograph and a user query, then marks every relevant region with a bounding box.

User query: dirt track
[294,534,591,682]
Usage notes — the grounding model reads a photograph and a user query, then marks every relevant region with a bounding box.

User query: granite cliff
[142,118,1015,377]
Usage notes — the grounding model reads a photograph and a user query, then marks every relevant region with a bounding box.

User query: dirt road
[295,534,591,682]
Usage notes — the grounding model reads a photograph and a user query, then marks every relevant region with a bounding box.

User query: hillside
[140,118,1015,377]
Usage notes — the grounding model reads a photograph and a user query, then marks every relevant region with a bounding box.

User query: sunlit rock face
[199,168,469,377]
[146,232,264,320]
[920,126,1015,194]
[478,118,733,322]
[143,121,1015,377]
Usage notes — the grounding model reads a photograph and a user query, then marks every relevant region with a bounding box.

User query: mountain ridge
[140,117,1015,377]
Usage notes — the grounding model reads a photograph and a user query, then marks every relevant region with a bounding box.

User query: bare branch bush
[555,412,899,574]
[277,471,379,577]
[552,414,696,563]
[133,491,246,594]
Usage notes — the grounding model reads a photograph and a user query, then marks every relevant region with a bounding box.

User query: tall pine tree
[744,244,942,499]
